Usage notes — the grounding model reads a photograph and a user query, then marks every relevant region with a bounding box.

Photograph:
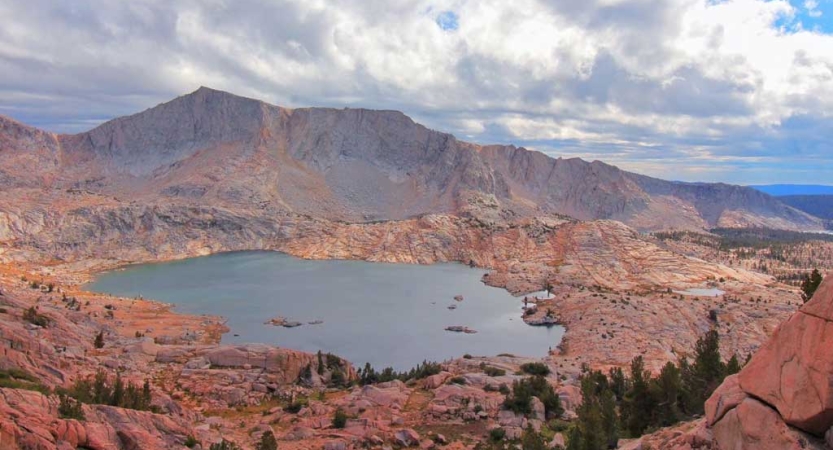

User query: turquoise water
[86,251,563,370]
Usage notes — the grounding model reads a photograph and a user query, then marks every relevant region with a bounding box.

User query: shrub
[58,395,85,420]
[284,397,307,413]
[0,368,50,394]
[94,331,105,349]
[0,368,38,383]
[332,408,348,429]
[209,440,242,450]
[520,362,550,376]
[184,435,199,448]
[23,306,50,327]
[255,430,277,450]
[483,366,506,377]
[503,376,563,418]
[498,383,510,395]
[450,376,467,385]
[489,427,506,442]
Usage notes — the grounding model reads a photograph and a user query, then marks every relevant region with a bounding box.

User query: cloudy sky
[1,0,832,185]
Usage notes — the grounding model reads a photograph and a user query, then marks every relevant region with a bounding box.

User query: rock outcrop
[0,388,192,450]
[706,273,833,448]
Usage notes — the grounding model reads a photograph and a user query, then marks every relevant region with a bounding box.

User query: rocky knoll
[0,388,192,450]
[0,269,358,449]
[705,273,833,448]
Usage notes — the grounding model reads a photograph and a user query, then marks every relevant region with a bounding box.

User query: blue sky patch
[775,0,832,33]
[436,11,459,31]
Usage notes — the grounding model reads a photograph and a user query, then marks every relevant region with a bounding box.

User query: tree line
[567,329,742,449]
[57,369,153,420]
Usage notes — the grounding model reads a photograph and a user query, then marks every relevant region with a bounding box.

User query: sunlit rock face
[705,274,833,449]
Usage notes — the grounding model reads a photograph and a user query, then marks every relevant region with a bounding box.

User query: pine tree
[622,356,654,437]
[650,362,681,427]
[570,371,616,450]
[726,354,742,375]
[566,426,582,450]
[520,427,547,450]
[608,366,627,401]
[801,269,823,303]
[124,383,140,409]
[111,372,124,407]
[576,376,607,449]
[317,350,324,375]
[600,386,619,449]
[690,329,725,412]
[678,357,697,414]
[142,379,152,409]
[92,370,111,404]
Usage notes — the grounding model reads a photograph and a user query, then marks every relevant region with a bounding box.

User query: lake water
[86,251,563,370]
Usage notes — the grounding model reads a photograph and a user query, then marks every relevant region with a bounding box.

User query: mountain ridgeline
[0,87,821,231]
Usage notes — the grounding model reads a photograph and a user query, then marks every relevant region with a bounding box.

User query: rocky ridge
[0,88,822,251]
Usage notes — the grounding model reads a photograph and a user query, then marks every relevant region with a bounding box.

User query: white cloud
[805,0,822,17]
[0,0,831,184]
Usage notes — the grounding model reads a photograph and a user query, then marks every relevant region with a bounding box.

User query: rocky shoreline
[0,246,807,449]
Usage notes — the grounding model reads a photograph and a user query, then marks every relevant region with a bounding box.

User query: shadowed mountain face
[0,86,822,232]
[777,195,833,221]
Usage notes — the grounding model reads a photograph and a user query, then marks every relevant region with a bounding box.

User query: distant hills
[750,184,833,196]
[749,185,833,221]
[776,195,833,221]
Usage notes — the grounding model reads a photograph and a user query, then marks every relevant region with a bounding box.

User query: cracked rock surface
[705,273,833,448]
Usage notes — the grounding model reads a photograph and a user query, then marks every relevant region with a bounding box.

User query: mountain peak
[174,85,266,106]
[0,87,821,231]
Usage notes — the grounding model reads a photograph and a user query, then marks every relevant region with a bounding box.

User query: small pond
[674,288,725,297]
